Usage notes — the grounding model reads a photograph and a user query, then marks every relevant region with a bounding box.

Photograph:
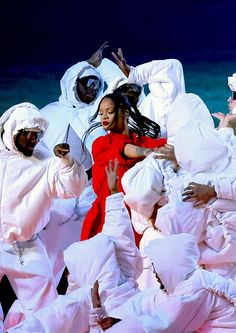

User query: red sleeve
[91,134,133,194]
[92,134,133,165]
[138,136,167,149]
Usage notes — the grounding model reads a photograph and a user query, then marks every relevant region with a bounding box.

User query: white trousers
[2,236,57,329]
[40,183,96,286]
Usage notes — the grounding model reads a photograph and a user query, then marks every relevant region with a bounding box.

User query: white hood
[59,61,103,108]
[148,59,185,101]
[174,120,230,176]
[166,92,214,144]
[144,233,199,293]
[64,233,122,300]
[0,102,48,153]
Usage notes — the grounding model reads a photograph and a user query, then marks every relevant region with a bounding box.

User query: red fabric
[80,132,166,245]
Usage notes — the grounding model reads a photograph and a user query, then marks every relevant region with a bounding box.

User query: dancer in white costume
[71,234,236,333]
[156,120,236,281]
[8,162,144,333]
[0,102,87,330]
[39,43,128,285]
[112,48,186,137]
[122,92,214,289]
[105,234,236,333]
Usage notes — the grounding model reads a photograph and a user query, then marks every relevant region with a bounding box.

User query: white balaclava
[144,233,199,293]
[64,233,122,302]
[59,61,103,108]
[166,92,214,145]
[174,120,230,177]
[0,102,48,153]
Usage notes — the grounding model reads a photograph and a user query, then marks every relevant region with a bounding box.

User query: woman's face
[99,97,128,133]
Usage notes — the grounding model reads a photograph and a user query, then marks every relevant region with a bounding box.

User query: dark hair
[82,92,160,145]
[114,83,142,107]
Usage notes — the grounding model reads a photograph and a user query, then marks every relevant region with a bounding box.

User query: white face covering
[174,120,230,176]
[166,92,214,144]
[64,233,122,297]
[144,233,199,293]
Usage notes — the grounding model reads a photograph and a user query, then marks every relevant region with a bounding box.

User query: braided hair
[114,83,161,138]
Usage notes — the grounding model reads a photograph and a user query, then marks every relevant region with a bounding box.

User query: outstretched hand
[212,112,236,131]
[91,280,121,329]
[182,182,217,208]
[154,144,179,171]
[87,42,109,68]
[53,143,70,158]
[105,159,119,195]
[111,48,131,77]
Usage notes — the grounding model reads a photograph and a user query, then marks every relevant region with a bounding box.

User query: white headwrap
[64,234,122,300]
[144,233,199,293]
[0,102,48,152]
[166,92,214,144]
[228,73,236,92]
[174,120,230,176]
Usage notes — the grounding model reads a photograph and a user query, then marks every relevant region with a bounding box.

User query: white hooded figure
[0,102,87,330]
[126,58,186,137]
[90,233,236,333]
[132,233,236,333]
[7,193,143,333]
[121,92,214,290]
[158,120,236,281]
[39,54,127,285]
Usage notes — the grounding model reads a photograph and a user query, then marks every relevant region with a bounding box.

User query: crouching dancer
[105,233,236,333]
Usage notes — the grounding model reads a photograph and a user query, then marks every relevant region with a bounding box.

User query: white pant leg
[40,183,96,286]
[2,236,57,321]
[3,300,24,331]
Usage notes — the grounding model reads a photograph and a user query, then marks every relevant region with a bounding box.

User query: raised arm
[48,143,88,199]
[102,160,143,280]
[87,42,109,68]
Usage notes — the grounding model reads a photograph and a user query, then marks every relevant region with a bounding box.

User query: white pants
[40,183,96,286]
[2,236,57,329]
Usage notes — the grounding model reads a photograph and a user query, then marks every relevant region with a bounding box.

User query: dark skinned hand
[53,143,70,158]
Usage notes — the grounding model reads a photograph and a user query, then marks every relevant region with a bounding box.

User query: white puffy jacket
[0,102,87,243]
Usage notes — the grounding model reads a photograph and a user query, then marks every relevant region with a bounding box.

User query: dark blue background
[1,0,235,66]
[0,0,235,318]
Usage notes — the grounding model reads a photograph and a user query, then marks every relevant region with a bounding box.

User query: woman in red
[80,92,166,243]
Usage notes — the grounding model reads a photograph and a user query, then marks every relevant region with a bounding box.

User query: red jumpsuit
[80,131,166,245]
